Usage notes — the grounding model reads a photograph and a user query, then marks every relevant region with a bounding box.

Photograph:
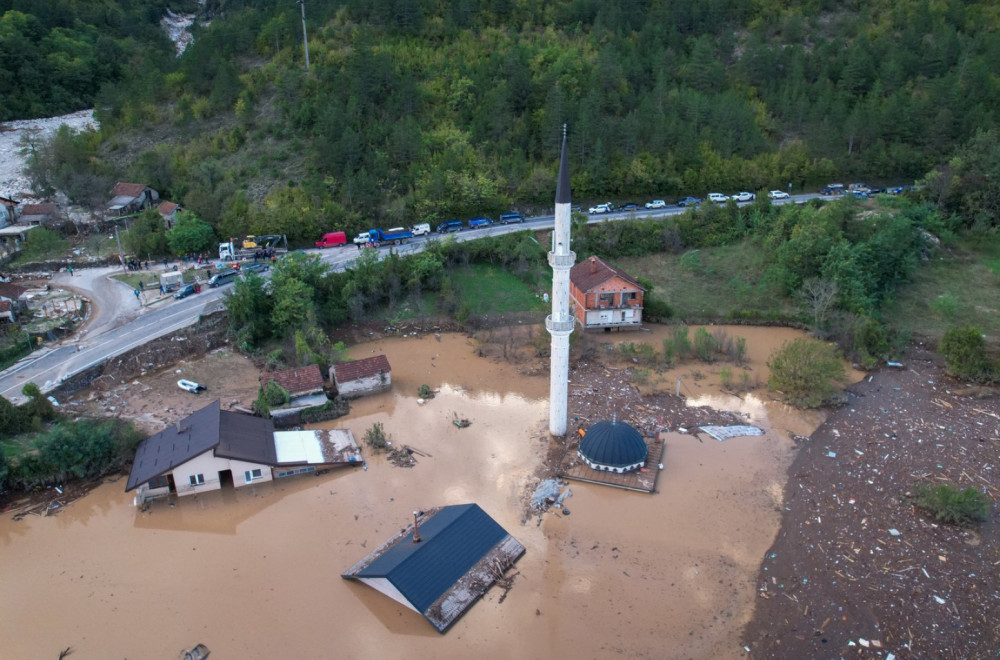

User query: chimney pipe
[589,257,596,274]
[412,510,421,543]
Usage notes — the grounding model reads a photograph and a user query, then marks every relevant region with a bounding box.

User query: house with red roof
[19,203,59,226]
[157,200,180,229]
[331,355,392,398]
[260,364,328,418]
[569,255,645,329]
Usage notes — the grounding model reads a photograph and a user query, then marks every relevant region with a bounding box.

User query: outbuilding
[578,420,648,473]
[331,354,391,398]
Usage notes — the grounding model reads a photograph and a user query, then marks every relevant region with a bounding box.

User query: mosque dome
[578,420,648,474]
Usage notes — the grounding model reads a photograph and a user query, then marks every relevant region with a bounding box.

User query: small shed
[261,364,328,417]
[578,420,648,474]
[332,355,391,398]
[342,504,525,633]
[108,182,158,216]
[19,203,59,226]
[158,201,180,229]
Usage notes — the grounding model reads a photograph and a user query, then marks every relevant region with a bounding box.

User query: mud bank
[1,327,827,658]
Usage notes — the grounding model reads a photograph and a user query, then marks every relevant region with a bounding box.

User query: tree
[800,278,839,335]
[768,337,848,408]
[167,211,217,256]
[938,325,994,382]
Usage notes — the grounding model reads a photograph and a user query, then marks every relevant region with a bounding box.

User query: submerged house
[126,400,361,504]
[260,364,328,418]
[331,355,391,398]
[342,504,525,633]
[569,255,645,329]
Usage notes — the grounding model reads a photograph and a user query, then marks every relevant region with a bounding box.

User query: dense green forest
[15,0,1000,244]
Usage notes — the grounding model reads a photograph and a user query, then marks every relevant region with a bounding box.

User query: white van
[411,223,431,236]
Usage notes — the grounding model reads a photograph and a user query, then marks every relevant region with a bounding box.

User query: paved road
[0,194,814,403]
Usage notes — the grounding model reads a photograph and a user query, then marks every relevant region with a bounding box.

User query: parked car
[411,222,432,236]
[242,262,269,274]
[436,219,463,233]
[353,232,371,245]
[676,196,702,207]
[821,183,845,195]
[708,192,729,204]
[174,283,199,299]
[731,192,755,202]
[645,200,667,209]
[468,217,493,229]
[768,190,790,200]
[500,212,525,224]
[589,202,614,214]
[619,203,640,212]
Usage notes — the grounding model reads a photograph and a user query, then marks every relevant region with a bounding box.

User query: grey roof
[343,504,525,632]
[555,127,571,205]
[126,401,275,491]
[580,420,648,468]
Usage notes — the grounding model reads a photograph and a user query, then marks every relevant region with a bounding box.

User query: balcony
[546,316,576,333]
[547,251,576,268]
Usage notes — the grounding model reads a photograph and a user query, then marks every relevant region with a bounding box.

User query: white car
[768,190,790,200]
[731,192,755,202]
[645,200,667,209]
[707,193,728,204]
[589,203,614,214]
[411,223,431,236]
[353,232,371,245]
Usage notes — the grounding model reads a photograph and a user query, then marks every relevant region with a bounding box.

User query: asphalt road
[0,193,813,403]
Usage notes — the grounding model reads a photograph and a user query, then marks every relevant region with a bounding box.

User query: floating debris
[699,425,764,441]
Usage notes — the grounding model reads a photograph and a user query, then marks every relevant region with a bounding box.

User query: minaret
[547,126,575,436]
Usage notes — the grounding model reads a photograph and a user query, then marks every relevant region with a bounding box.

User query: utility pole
[114,223,126,274]
[298,0,310,72]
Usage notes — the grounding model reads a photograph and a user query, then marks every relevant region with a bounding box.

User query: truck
[219,234,288,261]
[368,227,413,245]
[159,270,184,292]
[315,231,347,248]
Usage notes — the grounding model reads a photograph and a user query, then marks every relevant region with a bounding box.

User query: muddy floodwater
[1,326,835,658]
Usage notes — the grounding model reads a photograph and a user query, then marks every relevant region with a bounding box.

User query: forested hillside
[14,0,1000,241]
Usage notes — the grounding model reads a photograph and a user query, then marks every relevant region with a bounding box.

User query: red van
[315,231,347,248]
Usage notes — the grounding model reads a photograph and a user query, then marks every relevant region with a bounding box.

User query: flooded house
[342,504,525,633]
[569,255,645,329]
[126,400,361,505]
[331,354,391,398]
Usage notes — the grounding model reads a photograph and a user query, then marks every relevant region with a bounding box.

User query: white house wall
[337,373,392,398]
[358,577,418,613]
[171,450,273,497]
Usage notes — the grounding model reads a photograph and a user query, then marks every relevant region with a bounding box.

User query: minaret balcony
[546,316,576,333]
[547,251,577,268]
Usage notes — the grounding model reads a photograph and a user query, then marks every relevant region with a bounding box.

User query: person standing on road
[68,266,73,276]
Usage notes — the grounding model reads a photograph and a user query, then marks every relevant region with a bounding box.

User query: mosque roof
[579,420,648,468]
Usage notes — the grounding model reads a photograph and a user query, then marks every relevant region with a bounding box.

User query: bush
[913,483,990,525]
[767,337,848,408]
[417,384,435,399]
[939,325,994,382]
[364,422,390,453]
[693,327,718,362]
[643,296,673,321]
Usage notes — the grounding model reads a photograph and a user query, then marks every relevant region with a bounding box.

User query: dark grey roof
[344,504,525,632]
[126,401,276,491]
[555,127,571,205]
[580,420,648,468]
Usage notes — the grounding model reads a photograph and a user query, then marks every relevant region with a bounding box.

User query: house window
[244,468,264,483]
[148,475,169,489]
[189,473,205,486]
[598,292,615,308]
[625,291,638,303]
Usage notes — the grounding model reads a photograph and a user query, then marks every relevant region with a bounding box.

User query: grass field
[617,241,800,320]
[882,234,1000,346]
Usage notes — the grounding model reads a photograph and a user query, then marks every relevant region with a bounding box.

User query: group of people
[125,259,148,271]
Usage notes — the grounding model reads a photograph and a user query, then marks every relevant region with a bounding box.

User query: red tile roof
[0,282,28,300]
[111,182,150,198]
[570,256,644,293]
[333,355,391,383]
[158,201,178,214]
[0,299,11,312]
[262,364,324,397]
[20,203,57,216]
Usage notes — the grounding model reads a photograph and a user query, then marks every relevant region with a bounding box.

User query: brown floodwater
[0,327,841,658]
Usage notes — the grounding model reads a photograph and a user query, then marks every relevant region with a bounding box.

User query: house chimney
[589,257,597,275]
[412,510,422,543]
[176,421,181,434]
